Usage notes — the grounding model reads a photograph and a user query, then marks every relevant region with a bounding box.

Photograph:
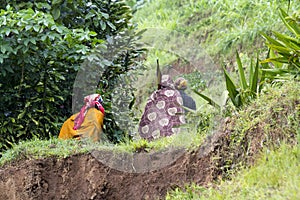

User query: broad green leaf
[5,29,10,36]
[25,102,31,108]
[279,8,300,36]
[260,32,283,47]
[31,118,39,125]
[261,68,291,74]
[267,44,292,55]
[18,111,26,119]
[24,39,30,46]
[25,25,32,31]
[5,65,14,73]
[250,59,256,88]
[273,31,299,46]
[33,25,40,32]
[30,38,36,45]
[101,12,109,19]
[192,89,220,109]
[236,51,247,90]
[107,21,116,30]
[89,31,97,37]
[261,57,290,64]
[51,8,61,20]
[85,12,96,19]
[269,49,283,68]
[223,66,241,107]
[52,0,63,5]
[250,57,259,94]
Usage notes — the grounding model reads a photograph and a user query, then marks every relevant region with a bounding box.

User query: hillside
[0,0,299,199]
[0,80,299,199]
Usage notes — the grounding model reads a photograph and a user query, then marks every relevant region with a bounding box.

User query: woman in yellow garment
[59,94,105,141]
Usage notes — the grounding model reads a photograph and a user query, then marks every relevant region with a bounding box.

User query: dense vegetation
[0,0,146,153]
[0,0,299,199]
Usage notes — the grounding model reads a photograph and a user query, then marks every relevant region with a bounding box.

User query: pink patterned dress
[138,75,185,140]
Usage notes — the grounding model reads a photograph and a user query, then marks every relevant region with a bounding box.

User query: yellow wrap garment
[59,108,104,141]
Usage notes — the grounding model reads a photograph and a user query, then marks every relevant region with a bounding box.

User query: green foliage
[167,143,300,200]
[0,7,97,150]
[180,71,207,92]
[218,8,299,110]
[0,0,132,37]
[223,52,260,108]
[194,52,261,110]
[261,8,300,80]
[192,90,221,110]
[0,138,97,166]
[0,1,146,153]
[80,28,147,142]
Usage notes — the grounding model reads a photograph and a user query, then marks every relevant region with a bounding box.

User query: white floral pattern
[165,90,175,97]
[156,101,165,109]
[147,112,157,121]
[142,125,149,134]
[159,118,169,126]
[177,96,183,105]
[161,75,169,82]
[179,115,185,123]
[139,75,186,140]
[152,130,160,139]
[167,107,177,116]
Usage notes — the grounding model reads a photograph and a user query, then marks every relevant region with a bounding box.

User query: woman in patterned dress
[138,75,185,140]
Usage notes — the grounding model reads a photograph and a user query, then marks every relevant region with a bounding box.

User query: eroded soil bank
[0,131,225,200]
[0,116,297,200]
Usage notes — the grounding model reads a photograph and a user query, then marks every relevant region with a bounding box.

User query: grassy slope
[0,3,299,199]
[133,0,299,62]
[166,80,300,199]
[0,127,205,166]
[132,0,299,117]
[133,0,300,199]
[167,143,300,200]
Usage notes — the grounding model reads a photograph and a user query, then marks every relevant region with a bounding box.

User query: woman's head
[160,75,175,89]
[174,77,187,90]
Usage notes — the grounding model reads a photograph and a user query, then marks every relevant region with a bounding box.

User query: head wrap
[174,77,187,90]
[160,74,175,88]
[73,94,104,130]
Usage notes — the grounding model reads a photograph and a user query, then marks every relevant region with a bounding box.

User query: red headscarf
[73,94,104,130]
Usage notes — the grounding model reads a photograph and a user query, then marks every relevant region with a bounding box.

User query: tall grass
[166,143,300,200]
[134,0,299,60]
